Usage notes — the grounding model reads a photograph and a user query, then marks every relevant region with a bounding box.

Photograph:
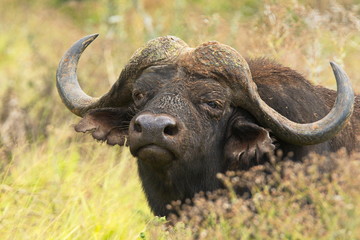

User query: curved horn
[56,34,101,117]
[247,62,354,145]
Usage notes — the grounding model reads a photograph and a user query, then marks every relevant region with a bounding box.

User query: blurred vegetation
[0,0,359,239]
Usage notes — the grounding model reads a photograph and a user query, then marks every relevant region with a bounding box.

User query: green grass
[0,0,359,239]
[0,129,151,239]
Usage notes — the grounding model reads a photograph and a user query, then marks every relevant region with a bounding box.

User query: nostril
[164,124,178,136]
[134,122,142,133]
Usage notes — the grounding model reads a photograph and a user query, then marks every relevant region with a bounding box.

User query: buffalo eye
[133,91,145,102]
[206,101,222,110]
[201,100,225,119]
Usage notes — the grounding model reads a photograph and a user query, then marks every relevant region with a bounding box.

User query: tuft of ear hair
[74,108,132,146]
[224,111,275,170]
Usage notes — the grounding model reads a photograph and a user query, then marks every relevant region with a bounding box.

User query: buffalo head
[56,34,354,216]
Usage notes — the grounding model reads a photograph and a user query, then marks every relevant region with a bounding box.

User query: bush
[149,150,360,239]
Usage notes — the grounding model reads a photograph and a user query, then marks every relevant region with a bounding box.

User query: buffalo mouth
[135,144,176,168]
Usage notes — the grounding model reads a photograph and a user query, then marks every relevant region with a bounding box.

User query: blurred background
[0,0,359,239]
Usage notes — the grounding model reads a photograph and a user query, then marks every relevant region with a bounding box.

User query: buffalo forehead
[135,65,179,89]
[141,65,178,77]
[136,65,231,103]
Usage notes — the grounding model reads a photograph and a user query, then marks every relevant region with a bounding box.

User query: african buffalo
[56,34,359,217]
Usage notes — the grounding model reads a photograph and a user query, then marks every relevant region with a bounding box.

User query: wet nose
[133,113,179,138]
[129,113,182,166]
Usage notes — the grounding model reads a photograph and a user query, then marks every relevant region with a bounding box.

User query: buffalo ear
[74,108,131,146]
[224,114,275,170]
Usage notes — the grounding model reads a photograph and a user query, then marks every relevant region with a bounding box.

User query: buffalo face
[129,65,232,170]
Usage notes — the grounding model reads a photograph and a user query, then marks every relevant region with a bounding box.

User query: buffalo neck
[137,148,225,217]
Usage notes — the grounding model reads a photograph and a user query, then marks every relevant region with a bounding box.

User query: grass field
[0,0,359,239]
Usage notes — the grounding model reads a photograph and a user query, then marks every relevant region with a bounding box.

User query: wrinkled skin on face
[76,64,275,216]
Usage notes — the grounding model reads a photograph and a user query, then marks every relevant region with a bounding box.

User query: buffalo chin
[137,145,175,168]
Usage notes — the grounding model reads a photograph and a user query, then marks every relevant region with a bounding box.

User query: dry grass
[0,0,359,239]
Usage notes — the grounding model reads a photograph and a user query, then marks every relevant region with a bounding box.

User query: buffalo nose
[133,113,179,137]
[130,113,181,166]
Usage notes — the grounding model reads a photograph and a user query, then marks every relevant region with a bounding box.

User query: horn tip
[329,61,338,69]
[82,33,99,47]
[89,33,99,39]
[329,61,344,77]
[329,61,345,73]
